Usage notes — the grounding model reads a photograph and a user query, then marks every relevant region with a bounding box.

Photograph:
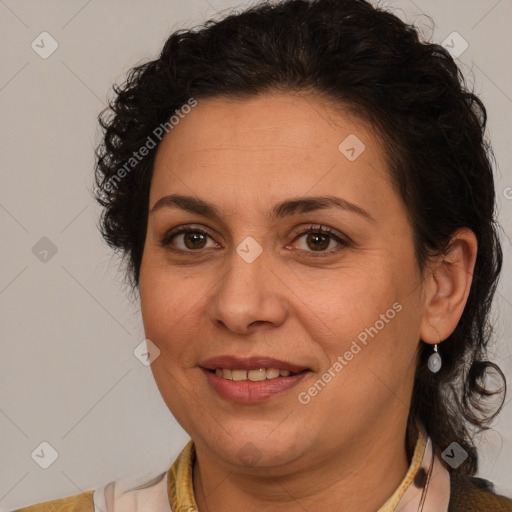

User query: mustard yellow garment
[13,490,95,512]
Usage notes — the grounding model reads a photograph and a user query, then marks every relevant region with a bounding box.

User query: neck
[193,420,412,512]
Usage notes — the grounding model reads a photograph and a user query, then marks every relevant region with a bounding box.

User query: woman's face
[139,92,426,472]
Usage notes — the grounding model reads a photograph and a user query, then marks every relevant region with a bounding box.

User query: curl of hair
[94,0,506,474]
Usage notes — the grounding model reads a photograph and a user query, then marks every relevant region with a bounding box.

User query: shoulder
[10,490,95,512]
[449,472,512,511]
[8,468,171,512]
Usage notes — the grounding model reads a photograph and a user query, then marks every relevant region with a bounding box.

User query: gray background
[1,0,511,509]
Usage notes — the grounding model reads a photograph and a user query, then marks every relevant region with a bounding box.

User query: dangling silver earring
[428,343,442,373]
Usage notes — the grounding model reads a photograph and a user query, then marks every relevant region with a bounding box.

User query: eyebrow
[150,194,375,223]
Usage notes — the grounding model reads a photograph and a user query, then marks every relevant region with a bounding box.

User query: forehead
[150,92,393,216]
[154,92,383,158]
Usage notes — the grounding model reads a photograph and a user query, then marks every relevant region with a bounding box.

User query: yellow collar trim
[378,427,427,511]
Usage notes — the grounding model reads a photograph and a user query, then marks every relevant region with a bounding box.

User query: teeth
[248,369,266,381]
[213,367,297,381]
[216,368,232,379]
[232,369,247,381]
[266,368,280,379]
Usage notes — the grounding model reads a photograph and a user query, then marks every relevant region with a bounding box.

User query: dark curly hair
[93,0,506,475]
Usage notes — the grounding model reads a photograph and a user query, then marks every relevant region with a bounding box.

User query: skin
[138,92,477,511]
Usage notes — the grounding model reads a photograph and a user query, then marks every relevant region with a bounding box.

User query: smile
[202,367,309,403]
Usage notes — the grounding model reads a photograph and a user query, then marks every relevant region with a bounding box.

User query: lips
[200,355,311,403]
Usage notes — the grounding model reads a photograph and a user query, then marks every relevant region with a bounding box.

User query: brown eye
[304,233,331,251]
[292,225,349,256]
[181,232,208,250]
[160,227,217,252]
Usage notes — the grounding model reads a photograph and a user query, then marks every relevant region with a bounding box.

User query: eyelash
[159,224,349,258]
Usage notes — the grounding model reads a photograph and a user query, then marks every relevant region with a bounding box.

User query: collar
[379,428,451,511]
[166,428,451,511]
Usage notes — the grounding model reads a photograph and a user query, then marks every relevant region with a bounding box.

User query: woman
[13,0,512,510]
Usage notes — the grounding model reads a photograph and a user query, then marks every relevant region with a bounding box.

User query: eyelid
[291,223,349,243]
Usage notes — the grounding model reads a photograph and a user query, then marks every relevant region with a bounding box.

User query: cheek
[297,262,400,337]
[139,256,219,377]
[139,257,193,346]
[299,254,418,378]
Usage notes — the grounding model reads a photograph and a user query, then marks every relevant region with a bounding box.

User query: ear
[419,227,478,344]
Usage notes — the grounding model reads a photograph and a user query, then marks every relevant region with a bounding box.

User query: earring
[427,343,442,373]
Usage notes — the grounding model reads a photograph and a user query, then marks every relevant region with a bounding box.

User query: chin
[203,423,310,468]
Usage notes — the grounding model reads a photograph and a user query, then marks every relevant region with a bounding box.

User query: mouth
[199,355,311,403]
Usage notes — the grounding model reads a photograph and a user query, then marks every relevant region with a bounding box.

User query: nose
[207,246,288,335]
